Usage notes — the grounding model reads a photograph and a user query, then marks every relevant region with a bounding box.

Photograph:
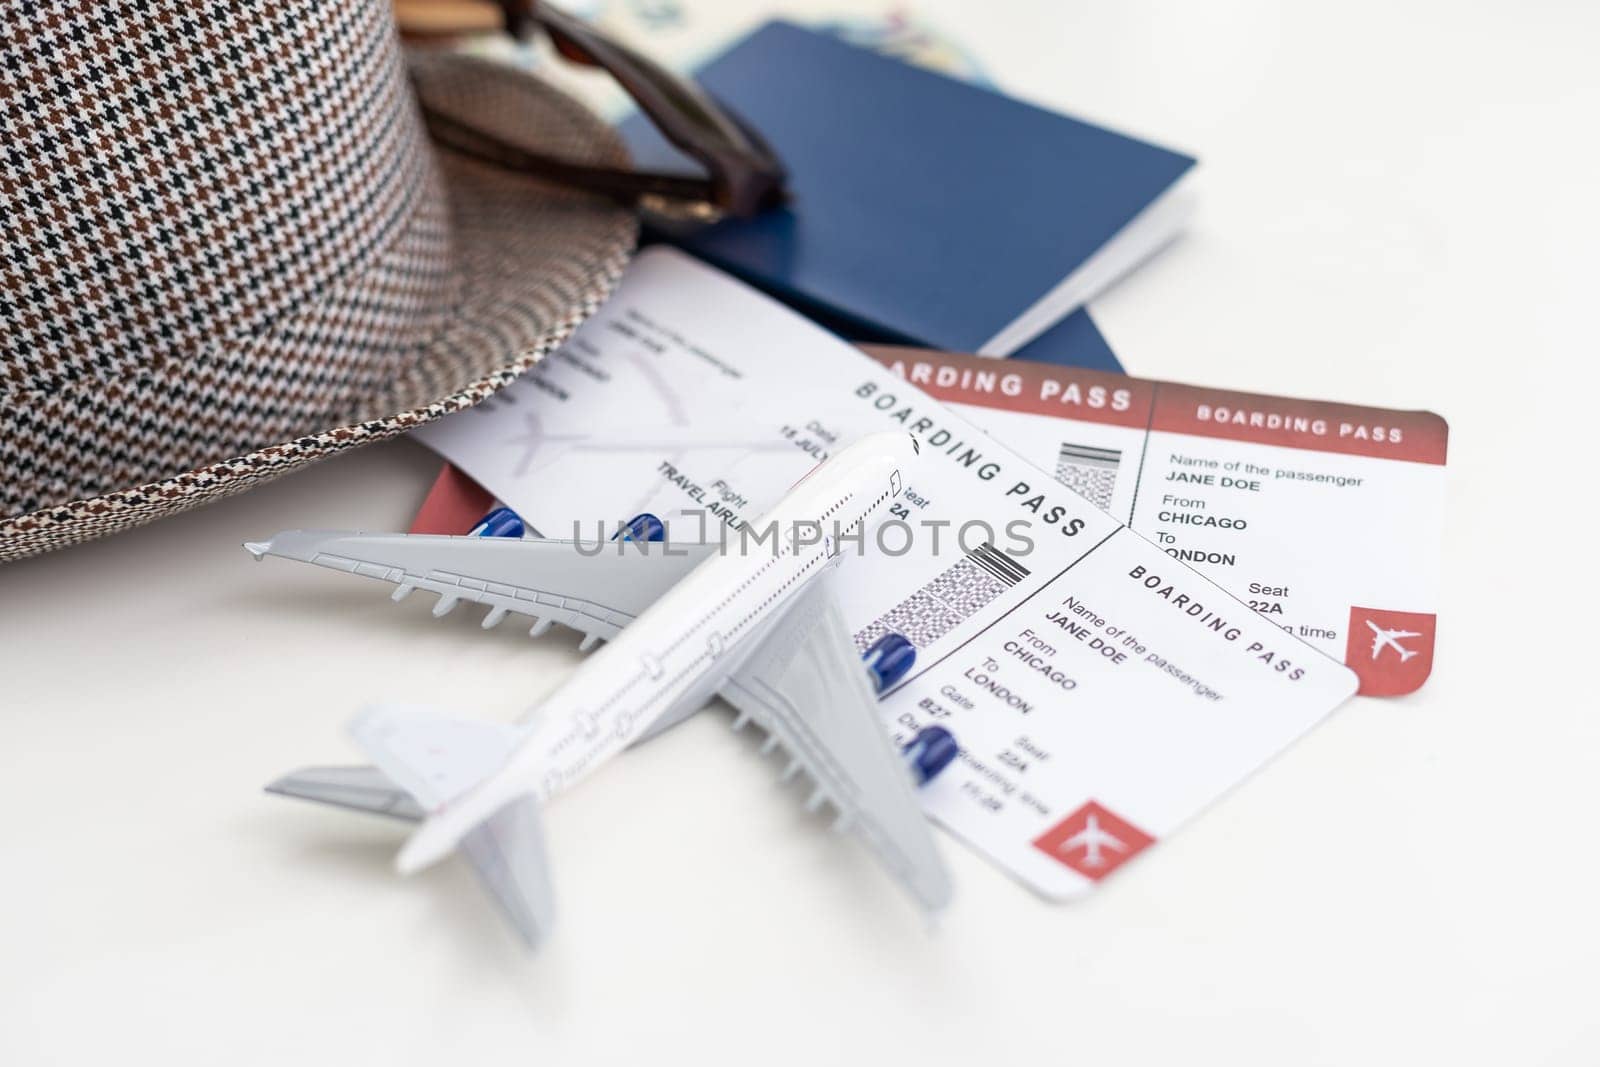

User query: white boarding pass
[415,248,1360,898]
[862,346,1448,696]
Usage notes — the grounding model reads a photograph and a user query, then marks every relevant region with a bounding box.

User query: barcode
[853,542,1031,652]
[967,541,1029,585]
[1055,441,1122,510]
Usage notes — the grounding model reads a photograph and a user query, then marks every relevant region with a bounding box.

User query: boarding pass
[862,347,1448,696]
[414,248,1360,898]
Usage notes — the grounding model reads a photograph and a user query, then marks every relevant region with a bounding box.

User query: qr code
[1056,442,1122,510]
[854,543,1030,652]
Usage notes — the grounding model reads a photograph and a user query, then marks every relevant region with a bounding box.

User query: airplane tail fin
[266,765,426,821]
[346,705,555,947]
[458,794,556,948]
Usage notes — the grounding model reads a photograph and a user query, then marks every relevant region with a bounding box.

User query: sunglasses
[403,1,788,220]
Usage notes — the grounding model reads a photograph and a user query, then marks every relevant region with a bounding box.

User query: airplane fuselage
[495,432,918,805]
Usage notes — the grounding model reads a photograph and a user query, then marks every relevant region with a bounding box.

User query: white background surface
[3,1,1597,1063]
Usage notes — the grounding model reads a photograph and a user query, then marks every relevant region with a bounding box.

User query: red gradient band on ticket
[410,462,494,535]
[867,347,1156,429]
[864,346,1448,465]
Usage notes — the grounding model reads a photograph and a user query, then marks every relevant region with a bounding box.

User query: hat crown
[0,0,432,396]
[0,17,636,562]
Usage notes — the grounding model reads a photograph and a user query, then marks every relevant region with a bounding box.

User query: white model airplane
[247,432,952,947]
[1054,814,1126,868]
[1365,619,1421,662]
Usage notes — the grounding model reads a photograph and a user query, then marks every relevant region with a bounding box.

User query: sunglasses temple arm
[418,100,715,207]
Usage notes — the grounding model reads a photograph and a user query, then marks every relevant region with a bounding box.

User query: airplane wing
[246,530,714,646]
[717,568,953,914]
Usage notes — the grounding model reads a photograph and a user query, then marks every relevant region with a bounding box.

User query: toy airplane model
[248,432,955,947]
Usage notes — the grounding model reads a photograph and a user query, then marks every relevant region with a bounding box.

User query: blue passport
[620,21,1196,373]
[1009,309,1123,373]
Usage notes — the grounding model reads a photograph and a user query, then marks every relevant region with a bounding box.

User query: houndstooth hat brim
[0,9,637,563]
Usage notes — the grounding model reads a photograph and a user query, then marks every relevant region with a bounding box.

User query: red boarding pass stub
[864,346,1448,696]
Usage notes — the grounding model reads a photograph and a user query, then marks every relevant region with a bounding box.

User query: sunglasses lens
[548,31,599,67]
[475,4,786,216]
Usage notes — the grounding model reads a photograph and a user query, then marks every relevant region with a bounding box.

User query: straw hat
[0,1,637,562]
